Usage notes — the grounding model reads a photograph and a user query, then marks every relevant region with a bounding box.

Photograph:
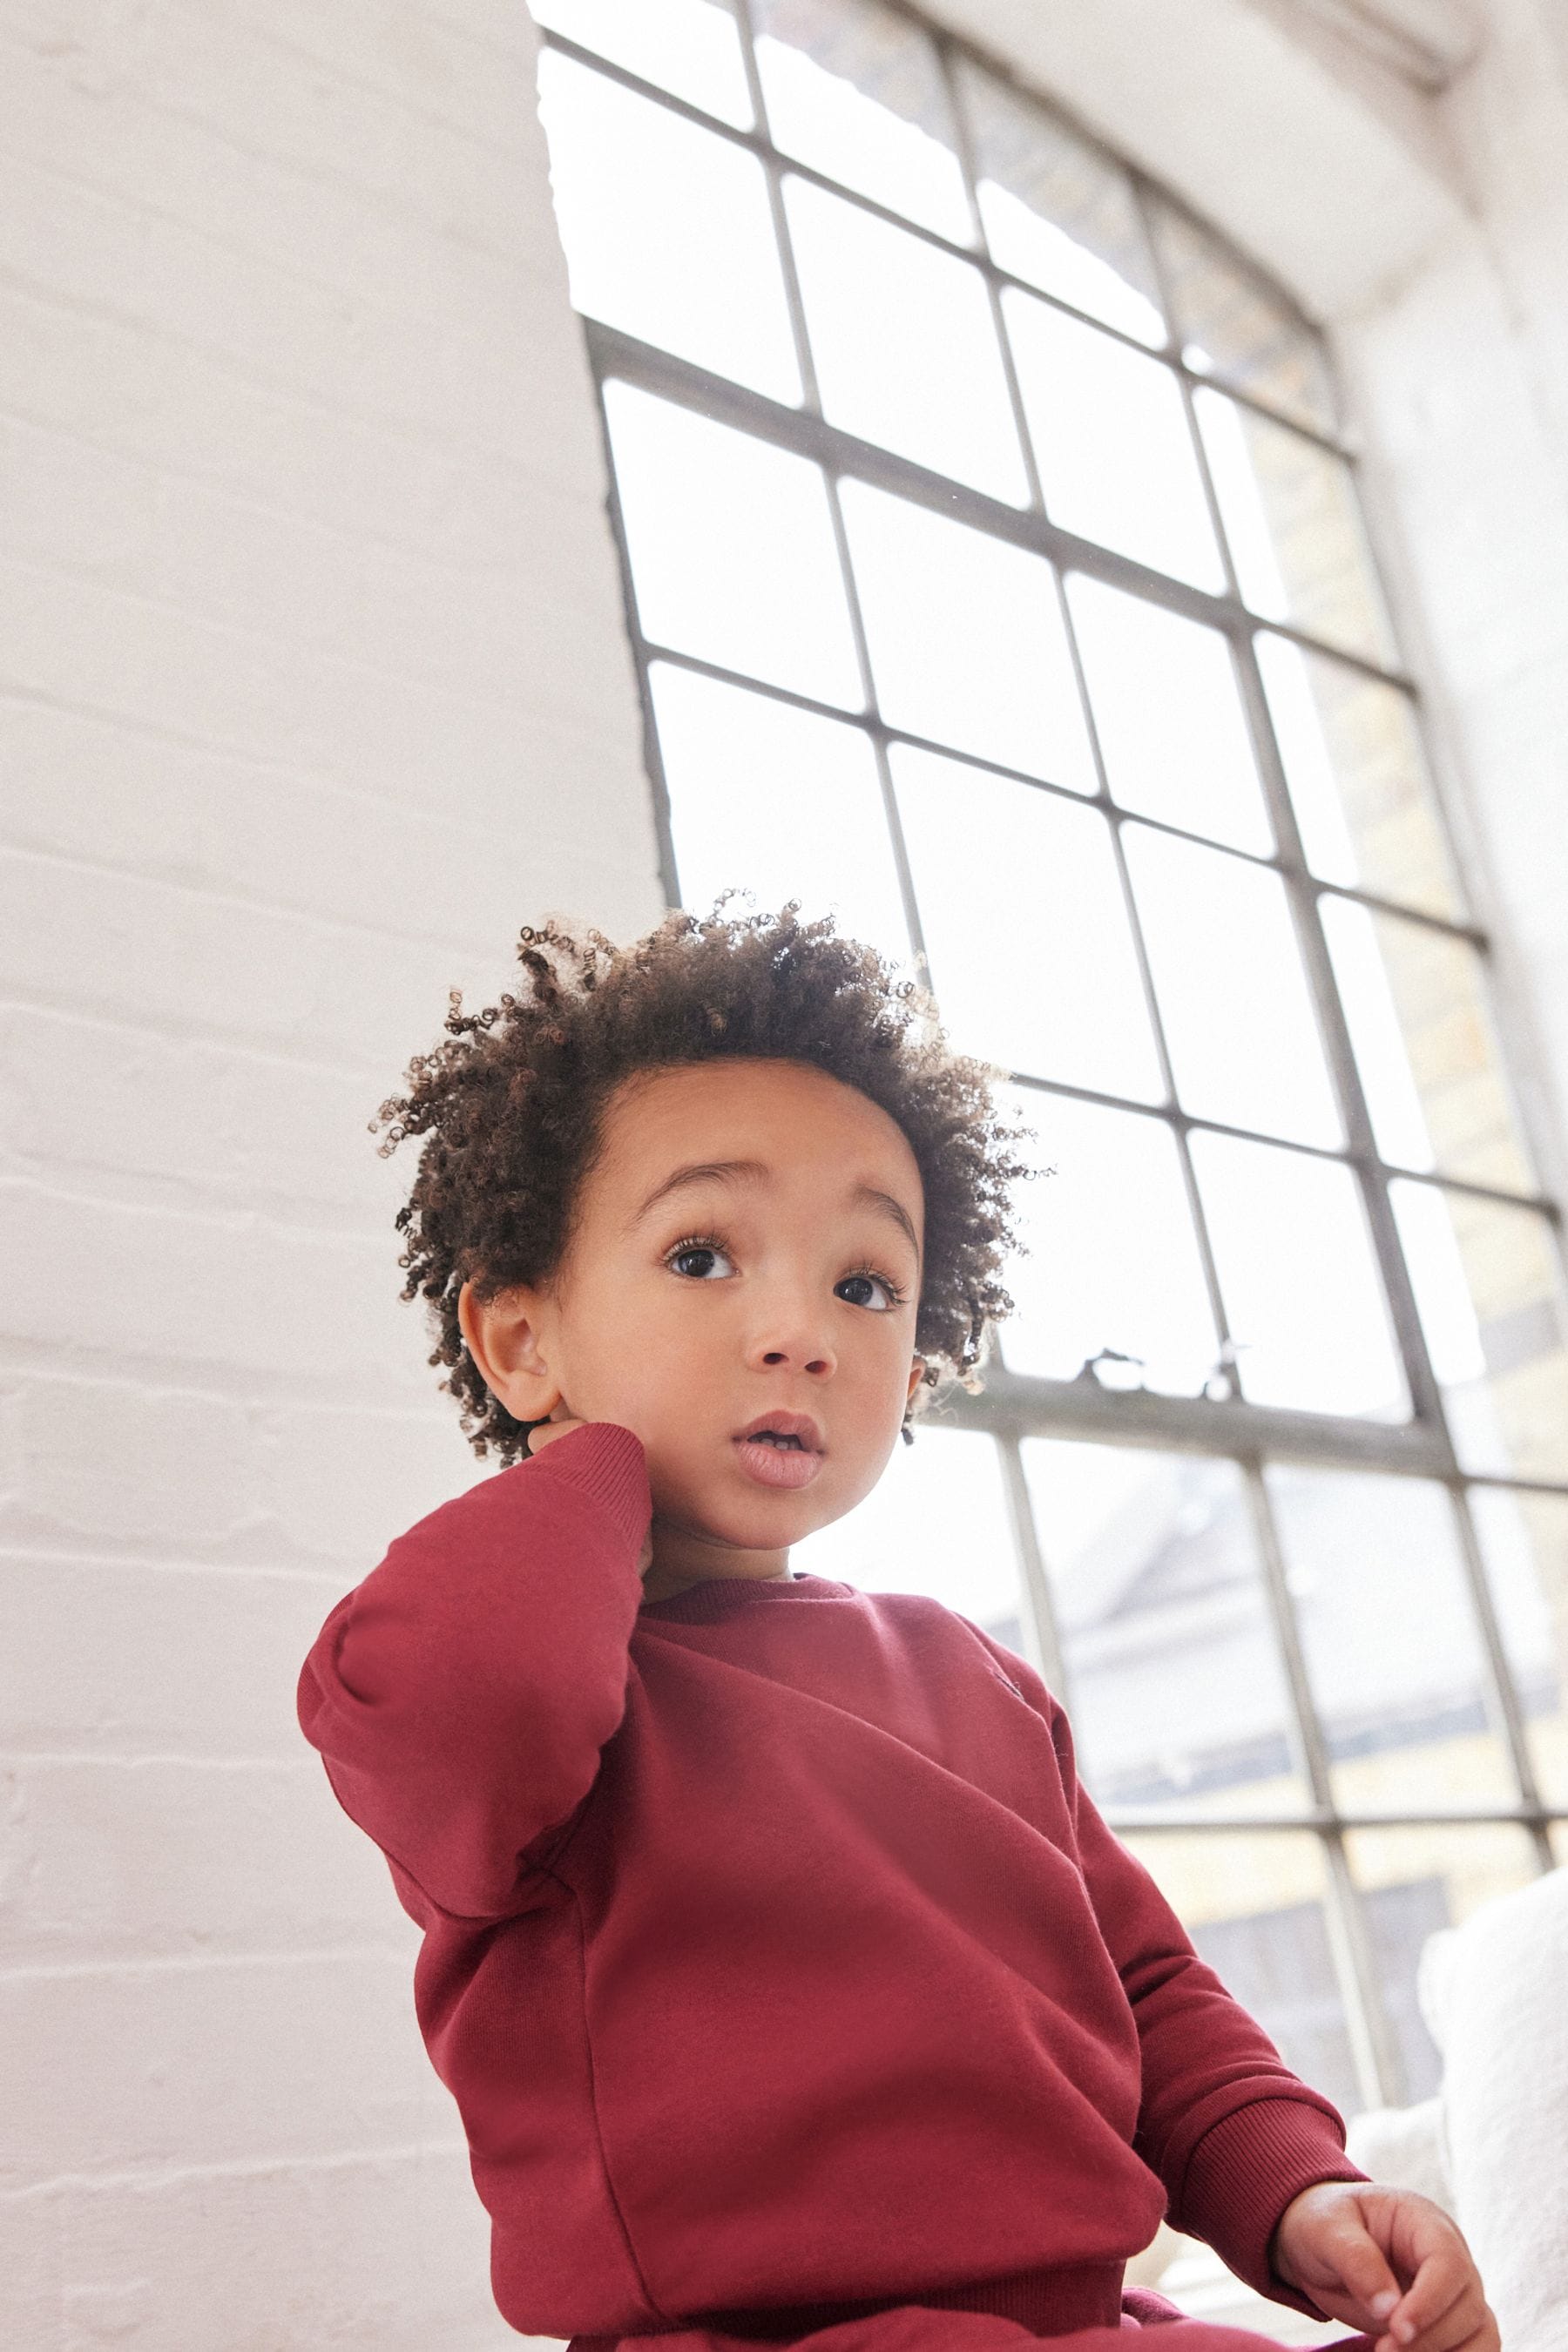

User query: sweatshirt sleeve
[296,1421,651,1929]
[968,1629,1370,2319]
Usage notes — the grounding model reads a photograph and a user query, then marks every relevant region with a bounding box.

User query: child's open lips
[732,1412,825,1490]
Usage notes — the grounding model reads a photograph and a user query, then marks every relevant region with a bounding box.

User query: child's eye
[836,1270,906,1313]
[666,1236,734,1281]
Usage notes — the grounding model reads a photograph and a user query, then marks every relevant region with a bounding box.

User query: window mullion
[1229,623,1455,1439]
[995,1429,1072,1708]
[1241,1462,1405,2108]
[1128,171,1241,608]
[1447,1483,1556,1862]
[936,30,1046,520]
[729,0,821,414]
[585,347,685,913]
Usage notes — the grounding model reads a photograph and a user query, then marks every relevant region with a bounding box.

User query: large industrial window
[528,0,1568,2117]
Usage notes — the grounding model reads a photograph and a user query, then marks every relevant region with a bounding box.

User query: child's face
[461,1058,927,1592]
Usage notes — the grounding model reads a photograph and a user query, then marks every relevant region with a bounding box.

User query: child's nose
[748,1294,837,1379]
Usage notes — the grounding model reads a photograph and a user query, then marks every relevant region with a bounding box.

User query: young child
[298,898,1495,2352]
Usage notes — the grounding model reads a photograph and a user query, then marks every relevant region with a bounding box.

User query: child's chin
[705,1484,833,1545]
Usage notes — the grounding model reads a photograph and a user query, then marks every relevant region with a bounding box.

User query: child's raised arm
[296,1421,651,1928]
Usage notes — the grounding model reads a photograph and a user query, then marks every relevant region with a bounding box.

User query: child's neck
[641,1558,793,1605]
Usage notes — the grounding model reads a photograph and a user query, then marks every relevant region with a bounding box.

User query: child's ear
[906,1356,927,1404]
[458,1280,566,1423]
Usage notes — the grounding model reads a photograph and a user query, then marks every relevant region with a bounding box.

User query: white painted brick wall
[1333,0,1568,1198]
[0,0,660,2343]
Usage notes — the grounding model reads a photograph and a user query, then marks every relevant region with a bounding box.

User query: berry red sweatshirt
[297,1422,1368,2345]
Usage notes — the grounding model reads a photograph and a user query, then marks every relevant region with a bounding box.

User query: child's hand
[525,1409,655,1576]
[1269,2181,1497,2352]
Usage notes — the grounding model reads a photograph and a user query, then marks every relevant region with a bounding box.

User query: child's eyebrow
[625,1159,920,1264]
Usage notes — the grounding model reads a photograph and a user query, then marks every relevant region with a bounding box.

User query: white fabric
[1342,2097,1451,2213]
[1419,1864,1568,2352]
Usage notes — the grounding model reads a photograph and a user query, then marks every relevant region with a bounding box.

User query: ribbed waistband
[588,2261,1126,2345]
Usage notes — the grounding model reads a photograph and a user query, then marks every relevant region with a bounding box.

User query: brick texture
[1,1,658,2342]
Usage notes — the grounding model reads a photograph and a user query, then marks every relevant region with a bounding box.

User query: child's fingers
[1378,2274,1494,2352]
[1309,2220,1402,2325]
[1406,2295,1496,2352]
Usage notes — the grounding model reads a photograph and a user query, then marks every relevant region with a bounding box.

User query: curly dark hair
[371,893,1039,1463]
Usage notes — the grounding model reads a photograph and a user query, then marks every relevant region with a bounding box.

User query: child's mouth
[733,1433,823,1490]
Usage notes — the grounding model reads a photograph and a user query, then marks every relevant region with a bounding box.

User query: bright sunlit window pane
[1391,1179,1568,1483]
[752,0,972,242]
[1197,389,1396,666]
[1191,1132,1409,1418]
[1023,1443,1308,1814]
[1066,575,1272,853]
[1123,828,1342,1148]
[1267,1468,1517,1814]
[799,1424,1024,1645]
[840,481,1097,787]
[1343,1821,1540,2104]
[537,51,801,401]
[996,1085,1219,1394]
[956,60,1165,346]
[1006,294,1224,592]
[1256,636,1463,920]
[1468,1485,1568,1808]
[605,382,862,706]
[893,750,1165,1102]
[784,178,1028,502]
[1149,199,1338,436]
[531,0,754,125]
[1321,897,1536,1193]
[650,663,912,969]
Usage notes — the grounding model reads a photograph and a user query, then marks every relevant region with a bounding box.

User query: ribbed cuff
[525,1422,652,1561]
[1177,2095,1372,2318]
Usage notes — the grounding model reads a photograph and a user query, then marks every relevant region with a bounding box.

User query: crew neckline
[639,1571,855,1623]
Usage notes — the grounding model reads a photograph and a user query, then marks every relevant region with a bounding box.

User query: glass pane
[1197,389,1396,667]
[1256,636,1462,919]
[1322,898,1536,1192]
[1006,294,1224,592]
[1191,1132,1409,1418]
[1343,1822,1540,2105]
[752,0,971,243]
[1391,1179,1568,1482]
[994,1085,1219,1395]
[1150,201,1337,436]
[531,0,754,125]
[1122,827,1342,1148]
[537,51,801,402]
[1066,575,1271,854]
[1023,1443,1308,1818]
[840,481,1096,787]
[605,382,862,706]
[799,1425,1023,1649]
[1468,1484,1568,1808]
[649,664,911,968]
[956,60,1165,347]
[1267,1467,1517,1813]
[1121,1831,1360,2117]
[892,748,1164,1103]
[783,178,1028,503]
